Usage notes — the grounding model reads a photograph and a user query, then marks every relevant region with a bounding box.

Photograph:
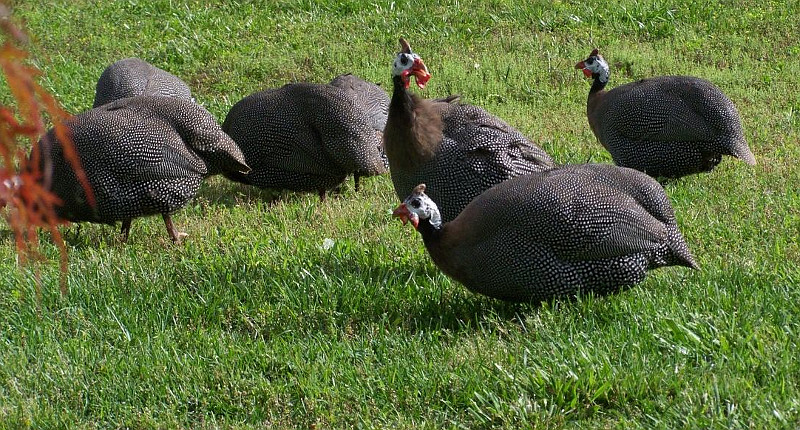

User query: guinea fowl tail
[666,226,699,269]
[731,141,757,165]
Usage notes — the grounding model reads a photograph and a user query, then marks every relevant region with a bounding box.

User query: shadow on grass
[195,178,289,207]
[308,251,542,335]
[402,290,535,334]
[194,175,370,209]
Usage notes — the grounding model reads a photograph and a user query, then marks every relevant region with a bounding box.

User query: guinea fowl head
[392,38,431,90]
[392,183,442,230]
[575,49,609,83]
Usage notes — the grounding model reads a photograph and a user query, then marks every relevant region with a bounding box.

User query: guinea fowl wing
[553,164,677,225]
[605,79,718,143]
[531,175,667,261]
[439,103,553,175]
[107,97,248,175]
[450,172,668,263]
[330,74,389,132]
[73,107,209,181]
[306,86,386,176]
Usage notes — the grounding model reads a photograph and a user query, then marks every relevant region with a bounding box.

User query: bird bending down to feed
[35,96,250,243]
[384,38,553,222]
[222,82,387,200]
[393,164,697,302]
[575,48,755,178]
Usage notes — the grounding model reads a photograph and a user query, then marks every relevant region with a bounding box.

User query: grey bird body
[93,58,193,108]
[222,83,387,198]
[577,50,755,178]
[386,39,553,223]
[37,96,249,242]
[394,164,697,302]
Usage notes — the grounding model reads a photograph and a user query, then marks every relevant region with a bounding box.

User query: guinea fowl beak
[392,203,419,229]
[575,61,593,78]
[402,58,431,90]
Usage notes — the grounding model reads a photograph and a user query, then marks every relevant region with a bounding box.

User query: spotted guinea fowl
[93,58,194,108]
[385,38,554,222]
[36,96,250,243]
[575,49,755,178]
[393,164,697,302]
[222,82,387,199]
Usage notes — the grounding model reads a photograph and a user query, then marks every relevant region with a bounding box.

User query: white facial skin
[584,55,610,83]
[404,192,442,229]
[392,52,421,77]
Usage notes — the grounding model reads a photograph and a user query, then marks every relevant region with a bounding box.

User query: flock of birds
[32,39,757,302]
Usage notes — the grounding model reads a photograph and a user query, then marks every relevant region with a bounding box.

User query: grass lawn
[1,0,799,428]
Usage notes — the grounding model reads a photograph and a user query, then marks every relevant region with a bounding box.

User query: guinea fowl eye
[400,55,409,65]
[410,199,421,209]
[586,58,595,65]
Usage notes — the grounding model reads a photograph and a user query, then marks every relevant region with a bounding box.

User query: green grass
[1,0,799,428]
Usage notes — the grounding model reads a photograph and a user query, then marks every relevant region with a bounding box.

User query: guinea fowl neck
[389,75,415,127]
[417,217,444,247]
[416,216,462,280]
[385,75,424,171]
[589,73,608,95]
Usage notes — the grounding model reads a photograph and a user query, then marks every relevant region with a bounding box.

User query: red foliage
[0,3,92,293]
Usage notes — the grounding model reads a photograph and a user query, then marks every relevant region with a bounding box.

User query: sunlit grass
[1,0,799,428]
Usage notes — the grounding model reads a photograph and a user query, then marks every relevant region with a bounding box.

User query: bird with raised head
[575,48,756,178]
[392,164,697,302]
[384,38,554,222]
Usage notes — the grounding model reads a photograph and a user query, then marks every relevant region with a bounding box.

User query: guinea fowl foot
[120,218,132,242]
[700,151,723,172]
[162,214,187,244]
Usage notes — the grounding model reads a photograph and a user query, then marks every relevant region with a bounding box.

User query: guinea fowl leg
[120,219,132,242]
[318,189,327,202]
[353,174,361,192]
[162,213,188,244]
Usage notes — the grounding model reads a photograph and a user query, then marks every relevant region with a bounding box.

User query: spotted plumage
[329,73,391,182]
[330,73,390,136]
[385,38,554,222]
[36,96,249,242]
[222,82,387,199]
[576,49,756,178]
[93,58,194,108]
[393,164,697,302]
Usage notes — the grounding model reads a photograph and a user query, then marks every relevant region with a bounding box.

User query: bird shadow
[309,251,543,335]
[194,176,365,209]
[195,178,287,208]
[402,290,537,334]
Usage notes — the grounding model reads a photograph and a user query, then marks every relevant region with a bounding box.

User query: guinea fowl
[384,38,554,222]
[222,83,387,199]
[93,58,194,108]
[575,49,756,178]
[393,164,697,302]
[36,96,250,243]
